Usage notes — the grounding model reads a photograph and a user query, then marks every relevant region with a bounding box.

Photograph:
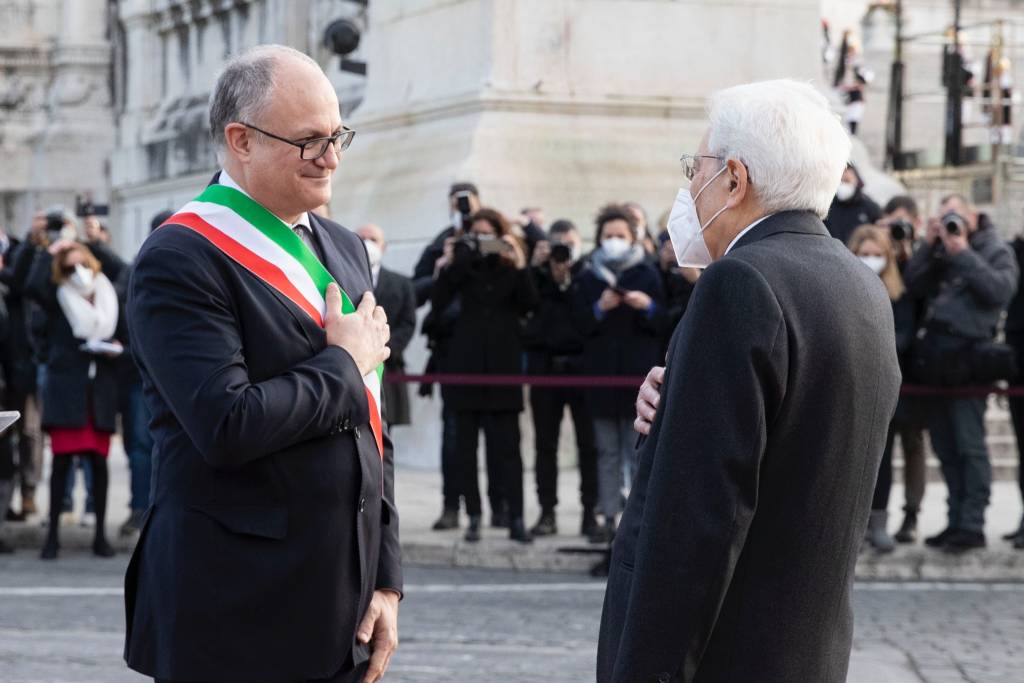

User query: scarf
[56,272,118,342]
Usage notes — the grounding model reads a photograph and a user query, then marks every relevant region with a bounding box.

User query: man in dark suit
[124,45,401,683]
[357,224,416,427]
[597,80,901,682]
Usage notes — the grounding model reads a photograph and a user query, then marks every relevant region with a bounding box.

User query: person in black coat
[123,49,401,683]
[574,204,664,544]
[655,230,700,355]
[1004,232,1024,550]
[413,182,480,531]
[357,224,417,427]
[598,81,900,683]
[431,208,538,544]
[24,240,122,559]
[522,219,599,538]
[824,163,881,245]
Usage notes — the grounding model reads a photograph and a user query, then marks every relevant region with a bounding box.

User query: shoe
[1014,533,1024,550]
[1003,516,1024,541]
[93,537,116,558]
[589,520,617,545]
[530,511,557,537]
[80,512,96,528]
[431,509,459,531]
[491,507,510,529]
[119,511,143,538]
[0,538,14,554]
[5,508,25,522]
[464,515,482,543]
[580,511,599,538]
[924,527,957,548]
[943,529,986,554]
[40,537,59,560]
[866,511,895,553]
[509,518,534,544]
[20,493,37,517]
[894,511,918,544]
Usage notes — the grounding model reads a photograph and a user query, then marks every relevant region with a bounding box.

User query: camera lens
[550,243,572,263]
[889,223,907,242]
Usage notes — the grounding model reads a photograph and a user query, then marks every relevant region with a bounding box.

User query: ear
[725,159,750,208]
[223,123,256,162]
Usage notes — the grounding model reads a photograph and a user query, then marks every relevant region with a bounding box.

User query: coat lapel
[730,210,830,253]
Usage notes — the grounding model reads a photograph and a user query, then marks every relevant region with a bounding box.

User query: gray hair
[208,44,320,149]
[706,80,851,218]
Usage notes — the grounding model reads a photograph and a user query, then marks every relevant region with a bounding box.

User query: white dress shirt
[218,169,319,256]
[724,214,776,256]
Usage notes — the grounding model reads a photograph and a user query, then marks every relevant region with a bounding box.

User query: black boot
[490,503,510,529]
[894,510,918,544]
[90,455,115,558]
[41,455,71,560]
[589,517,617,545]
[580,510,599,538]
[431,509,459,531]
[1003,515,1024,541]
[464,515,482,543]
[530,510,557,537]
[924,527,956,548]
[509,517,533,544]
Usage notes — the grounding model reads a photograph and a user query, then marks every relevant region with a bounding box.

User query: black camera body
[550,243,573,263]
[452,191,474,231]
[45,211,65,234]
[889,219,912,242]
[453,234,509,261]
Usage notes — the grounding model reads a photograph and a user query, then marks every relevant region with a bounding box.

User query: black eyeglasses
[241,123,356,160]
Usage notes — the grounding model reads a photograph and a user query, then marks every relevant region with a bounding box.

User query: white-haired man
[597,80,901,682]
[124,45,400,683]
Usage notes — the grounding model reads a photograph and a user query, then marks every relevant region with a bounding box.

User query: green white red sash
[162,184,384,458]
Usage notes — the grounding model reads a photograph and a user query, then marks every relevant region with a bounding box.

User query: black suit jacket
[123,183,402,682]
[597,211,900,683]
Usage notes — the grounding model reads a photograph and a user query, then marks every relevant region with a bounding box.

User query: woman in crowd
[25,240,121,559]
[432,208,538,544]
[849,225,913,553]
[575,204,664,544]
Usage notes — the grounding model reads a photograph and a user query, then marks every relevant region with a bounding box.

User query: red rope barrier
[385,373,1024,398]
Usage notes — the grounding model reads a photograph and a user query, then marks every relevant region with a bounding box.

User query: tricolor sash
[162,184,384,458]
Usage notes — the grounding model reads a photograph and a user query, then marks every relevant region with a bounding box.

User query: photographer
[523,220,598,538]
[431,208,538,544]
[903,194,1019,552]
[414,183,480,532]
[877,195,929,544]
[1004,225,1024,549]
[574,204,664,544]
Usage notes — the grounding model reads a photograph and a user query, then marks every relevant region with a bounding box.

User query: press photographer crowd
[1,174,1024,557]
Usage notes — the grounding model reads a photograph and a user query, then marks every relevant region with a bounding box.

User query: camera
[45,211,65,234]
[550,243,573,263]
[453,191,474,230]
[943,212,968,236]
[453,234,510,260]
[889,219,912,242]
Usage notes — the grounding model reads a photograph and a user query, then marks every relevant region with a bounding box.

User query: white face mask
[859,255,887,275]
[69,263,95,292]
[666,164,730,269]
[363,239,383,268]
[836,182,857,202]
[600,237,631,260]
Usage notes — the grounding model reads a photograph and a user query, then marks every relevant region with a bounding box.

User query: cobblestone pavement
[0,554,1021,682]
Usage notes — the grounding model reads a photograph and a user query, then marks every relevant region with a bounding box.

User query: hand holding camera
[939,213,970,256]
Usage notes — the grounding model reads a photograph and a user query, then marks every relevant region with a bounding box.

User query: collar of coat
[730,210,829,254]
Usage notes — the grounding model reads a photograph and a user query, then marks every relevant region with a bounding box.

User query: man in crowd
[904,194,1018,552]
[1006,221,1024,550]
[358,223,417,428]
[824,162,881,244]
[124,44,400,682]
[599,80,900,682]
[523,220,598,538]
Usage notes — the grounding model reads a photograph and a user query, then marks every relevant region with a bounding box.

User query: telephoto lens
[889,219,911,242]
[943,213,967,236]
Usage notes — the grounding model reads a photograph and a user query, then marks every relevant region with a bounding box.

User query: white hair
[208,44,322,149]
[706,80,851,218]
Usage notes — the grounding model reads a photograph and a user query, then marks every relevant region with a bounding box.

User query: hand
[47,238,77,256]
[598,288,622,312]
[940,227,969,256]
[925,217,942,246]
[531,240,551,267]
[433,237,456,275]
[500,235,527,269]
[623,290,653,311]
[325,286,391,376]
[634,366,665,436]
[357,589,400,683]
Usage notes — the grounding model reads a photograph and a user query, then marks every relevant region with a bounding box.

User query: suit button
[358,497,366,513]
